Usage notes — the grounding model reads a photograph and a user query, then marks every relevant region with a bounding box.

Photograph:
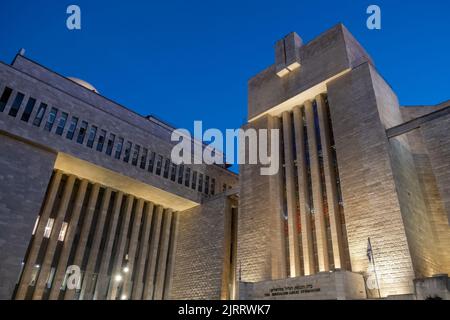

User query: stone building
[0,23,449,300]
[0,53,238,300]
[238,23,450,299]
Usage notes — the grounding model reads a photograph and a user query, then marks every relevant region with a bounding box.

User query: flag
[367,237,373,263]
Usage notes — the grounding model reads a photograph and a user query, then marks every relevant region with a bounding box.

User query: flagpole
[368,237,381,298]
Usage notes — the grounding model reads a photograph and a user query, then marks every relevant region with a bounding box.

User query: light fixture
[114,274,123,282]
[123,266,129,273]
[120,294,127,300]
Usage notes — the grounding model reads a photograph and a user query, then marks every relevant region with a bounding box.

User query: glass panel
[20,97,37,122]
[55,112,68,135]
[44,107,58,131]
[0,86,13,112]
[32,103,48,127]
[8,92,25,117]
[66,117,78,140]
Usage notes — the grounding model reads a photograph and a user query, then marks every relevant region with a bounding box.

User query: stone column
[316,94,345,269]
[281,111,301,277]
[33,175,76,299]
[305,100,330,272]
[163,212,179,300]
[153,209,173,300]
[107,194,134,300]
[292,106,315,275]
[15,170,63,300]
[268,115,288,280]
[93,191,124,300]
[64,183,101,300]
[79,188,112,300]
[131,202,154,299]
[142,205,163,300]
[48,179,89,300]
[121,198,145,299]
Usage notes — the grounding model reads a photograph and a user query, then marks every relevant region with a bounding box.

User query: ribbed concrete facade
[0,54,237,300]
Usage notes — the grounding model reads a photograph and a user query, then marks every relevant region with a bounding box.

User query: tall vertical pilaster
[33,175,76,299]
[79,187,112,300]
[107,194,134,300]
[282,111,301,277]
[131,202,154,299]
[292,106,315,275]
[15,171,63,300]
[94,191,124,300]
[64,183,101,300]
[316,94,345,269]
[121,198,144,299]
[48,179,89,300]
[153,209,173,300]
[143,205,163,300]
[305,100,330,272]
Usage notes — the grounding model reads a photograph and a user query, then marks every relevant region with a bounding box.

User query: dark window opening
[76,121,88,144]
[8,92,25,117]
[86,126,97,148]
[0,87,13,112]
[123,141,132,162]
[96,130,106,152]
[20,97,36,122]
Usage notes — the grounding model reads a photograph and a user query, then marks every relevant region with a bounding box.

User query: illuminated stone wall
[326,63,415,297]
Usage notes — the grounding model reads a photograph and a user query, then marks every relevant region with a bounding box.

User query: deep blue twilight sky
[0,1,449,159]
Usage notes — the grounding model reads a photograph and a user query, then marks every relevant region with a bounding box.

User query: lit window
[76,121,88,144]
[8,92,25,117]
[66,117,78,140]
[96,130,107,152]
[43,218,55,238]
[0,86,13,112]
[32,103,47,127]
[86,125,98,148]
[20,97,36,122]
[55,112,68,135]
[58,222,68,241]
[44,107,58,131]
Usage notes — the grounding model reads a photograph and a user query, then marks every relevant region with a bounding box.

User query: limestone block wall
[169,195,232,299]
[420,113,450,224]
[0,133,56,299]
[237,115,287,283]
[327,62,415,297]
